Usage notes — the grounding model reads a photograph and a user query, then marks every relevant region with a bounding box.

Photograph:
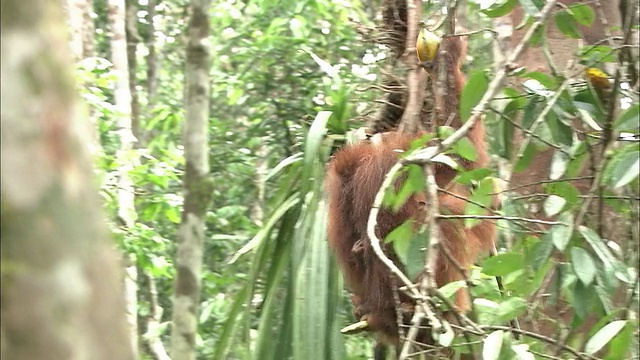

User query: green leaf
[571,280,592,320]
[390,165,425,212]
[518,0,541,16]
[566,141,588,178]
[522,72,557,88]
[529,24,545,47]
[481,0,517,18]
[497,297,527,322]
[165,207,181,224]
[571,247,596,285]
[405,229,427,280]
[387,221,417,273]
[545,182,580,210]
[547,109,573,146]
[464,178,494,227]
[481,252,523,276]
[554,10,581,39]
[578,226,630,283]
[579,45,617,63]
[549,148,570,180]
[605,321,632,360]
[585,320,627,355]
[614,104,640,131]
[569,3,595,26]
[455,168,493,185]
[460,70,489,122]
[265,154,303,182]
[609,148,640,189]
[439,280,466,299]
[514,142,536,173]
[482,330,505,360]
[431,153,459,170]
[548,212,574,251]
[500,99,520,159]
[289,16,308,39]
[520,95,543,129]
[530,235,554,271]
[543,195,566,217]
[511,344,535,360]
[453,137,478,161]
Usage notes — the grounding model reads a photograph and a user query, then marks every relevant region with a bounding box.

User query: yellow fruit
[585,67,611,90]
[416,28,441,63]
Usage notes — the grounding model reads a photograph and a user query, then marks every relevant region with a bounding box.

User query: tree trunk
[126,0,141,140]
[0,2,134,360]
[108,0,139,356]
[170,1,213,360]
[65,0,96,60]
[147,0,158,108]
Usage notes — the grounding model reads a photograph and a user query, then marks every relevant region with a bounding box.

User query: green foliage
[82,0,640,358]
[460,70,489,122]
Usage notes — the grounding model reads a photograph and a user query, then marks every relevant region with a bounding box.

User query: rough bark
[65,0,95,60]
[170,1,214,359]
[0,2,134,359]
[108,0,139,355]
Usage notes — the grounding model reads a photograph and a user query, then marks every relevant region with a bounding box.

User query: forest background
[1,0,639,359]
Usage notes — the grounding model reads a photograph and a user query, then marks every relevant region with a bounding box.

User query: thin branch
[488,106,571,155]
[437,214,568,226]
[512,80,571,165]
[495,176,594,195]
[367,162,424,298]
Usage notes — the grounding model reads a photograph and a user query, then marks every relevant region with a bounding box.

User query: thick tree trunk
[0,2,133,360]
[108,0,139,356]
[170,1,213,360]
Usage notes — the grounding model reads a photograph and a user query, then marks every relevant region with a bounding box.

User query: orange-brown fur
[326,37,496,344]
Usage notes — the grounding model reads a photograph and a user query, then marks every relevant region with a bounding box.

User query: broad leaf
[460,70,489,122]
[549,212,574,251]
[483,330,505,360]
[571,247,596,285]
[554,10,581,38]
[481,0,517,17]
[543,195,566,217]
[569,3,595,26]
[614,104,639,131]
[481,252,523,276]
[585,320,627,355]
